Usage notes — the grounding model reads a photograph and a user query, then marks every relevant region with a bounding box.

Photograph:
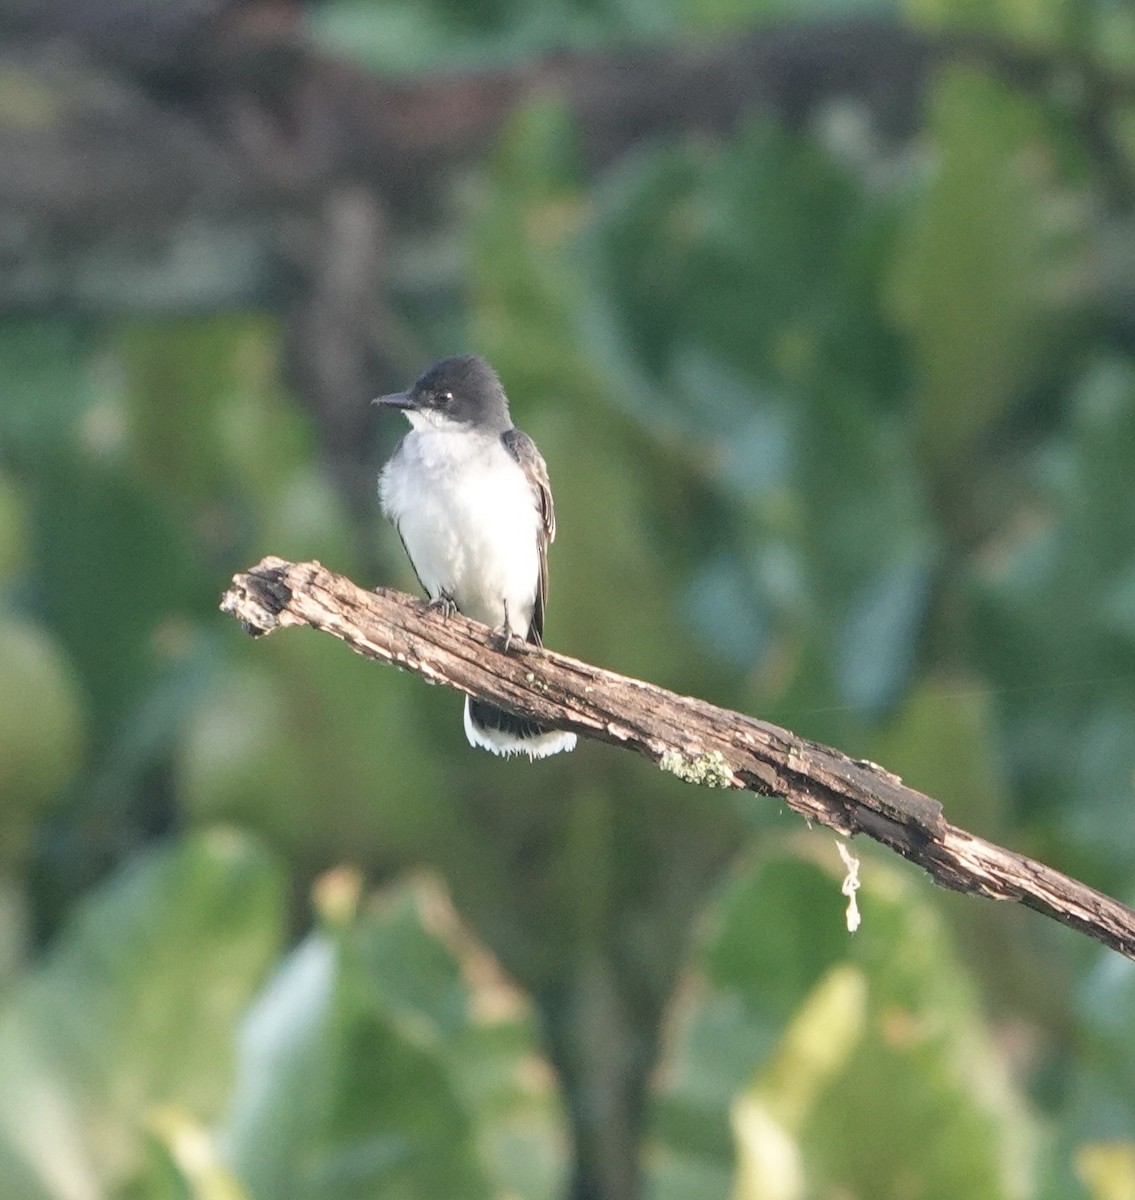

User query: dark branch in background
[5,5,1135,539]
[221,557,1135,963]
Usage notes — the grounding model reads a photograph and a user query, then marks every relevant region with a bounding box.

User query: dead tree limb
[221,556,1135,962]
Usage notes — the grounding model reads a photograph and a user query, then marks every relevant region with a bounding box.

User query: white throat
[403,408,467,433]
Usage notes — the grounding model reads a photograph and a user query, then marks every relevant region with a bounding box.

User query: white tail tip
[463,696,577,760]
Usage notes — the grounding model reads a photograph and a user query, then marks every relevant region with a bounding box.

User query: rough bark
[221,556,1135,963]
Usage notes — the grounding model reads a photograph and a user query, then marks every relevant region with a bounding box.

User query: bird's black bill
[373,391,416,409]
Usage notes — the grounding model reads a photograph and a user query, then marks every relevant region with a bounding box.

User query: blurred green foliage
[1,0,1135,1197]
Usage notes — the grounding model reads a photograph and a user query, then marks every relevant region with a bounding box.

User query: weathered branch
[221,556,1135,962]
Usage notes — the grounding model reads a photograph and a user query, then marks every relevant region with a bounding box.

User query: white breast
[379,428,542,636]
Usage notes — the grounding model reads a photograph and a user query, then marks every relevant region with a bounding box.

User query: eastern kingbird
[375,355,577,760]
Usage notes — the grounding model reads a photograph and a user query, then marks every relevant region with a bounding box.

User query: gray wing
[501,427,555,646]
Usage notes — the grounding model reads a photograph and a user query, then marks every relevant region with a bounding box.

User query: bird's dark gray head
[374,355,511,432]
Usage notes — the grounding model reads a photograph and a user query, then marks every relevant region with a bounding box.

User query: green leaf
[178,634,450,870]
[129,1108,251,1200]
[834,537,935,715]
[221,933,338,1198]
[353,888,469,1039]
[869,672,1010,834]
[704,857,853,1028]
[1075,1141,1135,1200]
[0,320,92,457]
[583,119,902,426]
[0,468,31,578]
[970,358,1135,878]
[1065,930,1135,1177]
[0,616,87,862]
[222,894,494,1200]
[731,964,867,1200]
[653,851,1036,1200]
[888,67,1081,468]
[32,453,197,735]
[357,881,566,1200]
[0,831,286,1198]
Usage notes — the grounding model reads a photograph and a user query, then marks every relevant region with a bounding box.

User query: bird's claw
[428,594,457,620]
[493,599,518,653]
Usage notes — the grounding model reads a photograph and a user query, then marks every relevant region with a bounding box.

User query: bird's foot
[493,599,516,653]
[428,593,458,620]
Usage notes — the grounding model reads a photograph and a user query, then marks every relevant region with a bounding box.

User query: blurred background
[1,0,1134,1197]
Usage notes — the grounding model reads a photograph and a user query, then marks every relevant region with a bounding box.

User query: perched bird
[375,355,577,759]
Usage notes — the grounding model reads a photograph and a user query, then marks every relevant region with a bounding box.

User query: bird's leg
[493,599,514,653]
[428,592,457,620]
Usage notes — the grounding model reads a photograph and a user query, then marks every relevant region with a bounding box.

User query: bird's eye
[438,390,454,405]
